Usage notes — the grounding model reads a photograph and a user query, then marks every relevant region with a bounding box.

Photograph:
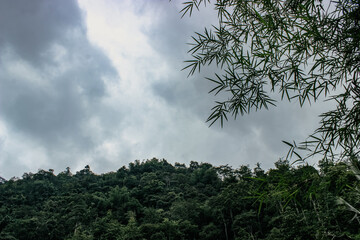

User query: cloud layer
[0,0,328,179]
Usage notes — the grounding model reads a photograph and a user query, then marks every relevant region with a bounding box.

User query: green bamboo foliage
[182,0,360,162]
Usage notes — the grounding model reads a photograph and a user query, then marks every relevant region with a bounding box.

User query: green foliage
[1,159,360,239]
[182,0,360,162]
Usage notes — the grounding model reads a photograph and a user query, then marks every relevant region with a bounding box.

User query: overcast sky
[0,0,329,179]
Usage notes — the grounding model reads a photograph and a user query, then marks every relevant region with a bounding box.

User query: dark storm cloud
[0,0,82,65]
[0,0,118,178]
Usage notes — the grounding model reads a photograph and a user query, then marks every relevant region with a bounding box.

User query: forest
[1,158,360,240]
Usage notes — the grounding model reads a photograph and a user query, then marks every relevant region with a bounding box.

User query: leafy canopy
[182,0,360,161]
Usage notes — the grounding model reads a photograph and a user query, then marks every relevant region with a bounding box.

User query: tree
[182,0,360,162]
[0,176,7,184]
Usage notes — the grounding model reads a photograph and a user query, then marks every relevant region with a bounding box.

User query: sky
[0,0,329,179]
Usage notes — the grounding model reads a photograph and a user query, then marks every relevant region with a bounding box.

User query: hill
[1,158,359,239]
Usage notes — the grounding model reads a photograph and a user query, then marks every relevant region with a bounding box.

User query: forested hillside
[1,158,360,239]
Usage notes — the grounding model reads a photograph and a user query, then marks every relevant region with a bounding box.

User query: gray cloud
[145,1,330,169]
[0,0,333,179]
[0,0,82,65]
[0,0,119,178]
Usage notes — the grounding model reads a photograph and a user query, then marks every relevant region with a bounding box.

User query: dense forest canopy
[1,158,360,239]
